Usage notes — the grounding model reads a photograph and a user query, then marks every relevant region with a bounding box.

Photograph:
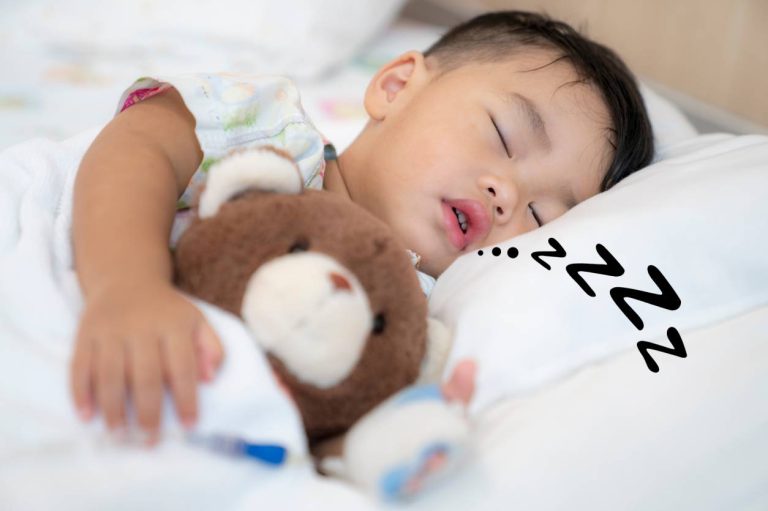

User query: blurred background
[405,0,768,134]
[1,0,766,150]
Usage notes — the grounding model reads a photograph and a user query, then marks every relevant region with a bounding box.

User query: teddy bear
[172,147,473,500]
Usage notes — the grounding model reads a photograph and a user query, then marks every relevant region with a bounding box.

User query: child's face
[343,50,613,278]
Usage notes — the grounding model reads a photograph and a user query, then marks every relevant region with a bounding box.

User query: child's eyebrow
[502,92,552,152]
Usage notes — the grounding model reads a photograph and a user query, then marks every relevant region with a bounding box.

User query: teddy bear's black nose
[329,272,352,292]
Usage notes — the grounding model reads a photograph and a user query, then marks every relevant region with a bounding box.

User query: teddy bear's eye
[288,238,310,253]
[372,313,386,335]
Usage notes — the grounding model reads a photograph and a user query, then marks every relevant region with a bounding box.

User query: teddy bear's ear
[415,317,453,385]
[198,146,303,218]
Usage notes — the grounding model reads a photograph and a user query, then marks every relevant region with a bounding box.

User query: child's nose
[480,175,518,224]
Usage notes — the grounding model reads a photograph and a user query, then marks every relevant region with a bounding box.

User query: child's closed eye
[490,115,511,158]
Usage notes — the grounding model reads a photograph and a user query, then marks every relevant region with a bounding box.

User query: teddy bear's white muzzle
[240,252,373,388]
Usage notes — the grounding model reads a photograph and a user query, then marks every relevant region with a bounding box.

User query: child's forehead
[440,50,582,92]
[429,52,605,118]
[424,49,613,164]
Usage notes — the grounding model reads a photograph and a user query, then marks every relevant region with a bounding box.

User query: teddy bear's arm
[199,147,303,218]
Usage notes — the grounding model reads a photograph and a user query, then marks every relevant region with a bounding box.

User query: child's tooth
[451,206,468,233]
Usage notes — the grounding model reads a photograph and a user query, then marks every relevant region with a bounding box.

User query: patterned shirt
[117,72,436,295]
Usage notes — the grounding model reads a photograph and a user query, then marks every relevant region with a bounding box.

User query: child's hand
[70,282,223,444]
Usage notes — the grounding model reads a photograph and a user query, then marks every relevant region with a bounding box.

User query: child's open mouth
[441,199,491,251]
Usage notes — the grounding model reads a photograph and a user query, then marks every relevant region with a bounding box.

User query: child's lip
[441,199,491,250]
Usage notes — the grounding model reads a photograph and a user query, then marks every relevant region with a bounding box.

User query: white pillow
[429,133,768,412]
[639,83,698,155]
[414,305,768,510]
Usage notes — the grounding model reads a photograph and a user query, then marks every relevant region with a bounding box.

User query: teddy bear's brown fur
[173,189,428,444]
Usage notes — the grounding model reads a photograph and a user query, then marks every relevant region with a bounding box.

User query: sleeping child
[68,10,654,445]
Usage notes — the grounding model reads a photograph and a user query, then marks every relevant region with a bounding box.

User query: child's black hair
[424,10,654,191]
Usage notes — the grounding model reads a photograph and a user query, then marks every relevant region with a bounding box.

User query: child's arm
[70,88,222,442]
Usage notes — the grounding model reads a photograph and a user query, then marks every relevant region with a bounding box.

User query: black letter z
[610,265,681,330]
[565,244,625,297]
[637,327,687,373]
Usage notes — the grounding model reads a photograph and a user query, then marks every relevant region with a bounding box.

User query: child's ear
[363,50,431,121]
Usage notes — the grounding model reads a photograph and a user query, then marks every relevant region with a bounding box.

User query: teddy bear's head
[172,149,446,444]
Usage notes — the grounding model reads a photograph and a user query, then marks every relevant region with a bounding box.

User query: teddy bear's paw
[341,384,470,501]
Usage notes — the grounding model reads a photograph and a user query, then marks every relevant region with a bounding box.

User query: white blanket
[0,132,362,509]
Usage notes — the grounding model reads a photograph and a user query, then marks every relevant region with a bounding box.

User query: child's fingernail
[109,426,128,444]
[182,417,196,431]
[142,430,160,447]
[77,406,92,421]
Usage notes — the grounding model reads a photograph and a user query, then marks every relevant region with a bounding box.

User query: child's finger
[441,358,477,406]
[70,334,94,421]
[95,338,128,431]
[161,333,198,429]
[127,337,163,442]
[195,320,224,382]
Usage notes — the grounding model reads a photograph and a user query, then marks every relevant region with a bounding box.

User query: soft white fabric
[4,269,765,509]
[410,304,768,511]
[429,133,768,413]
[639,83,699,156]
[0,439,375,511]
[0,131,307,472]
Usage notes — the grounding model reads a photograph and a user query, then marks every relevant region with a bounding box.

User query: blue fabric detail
[422,442,451,460]
[242,443,287,465]
[377,441,455,501]
[187,434,287,466]
[391,384,442,406]
[379,465,411,500]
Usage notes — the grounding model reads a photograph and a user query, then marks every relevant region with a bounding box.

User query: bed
[1,2,767,509]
